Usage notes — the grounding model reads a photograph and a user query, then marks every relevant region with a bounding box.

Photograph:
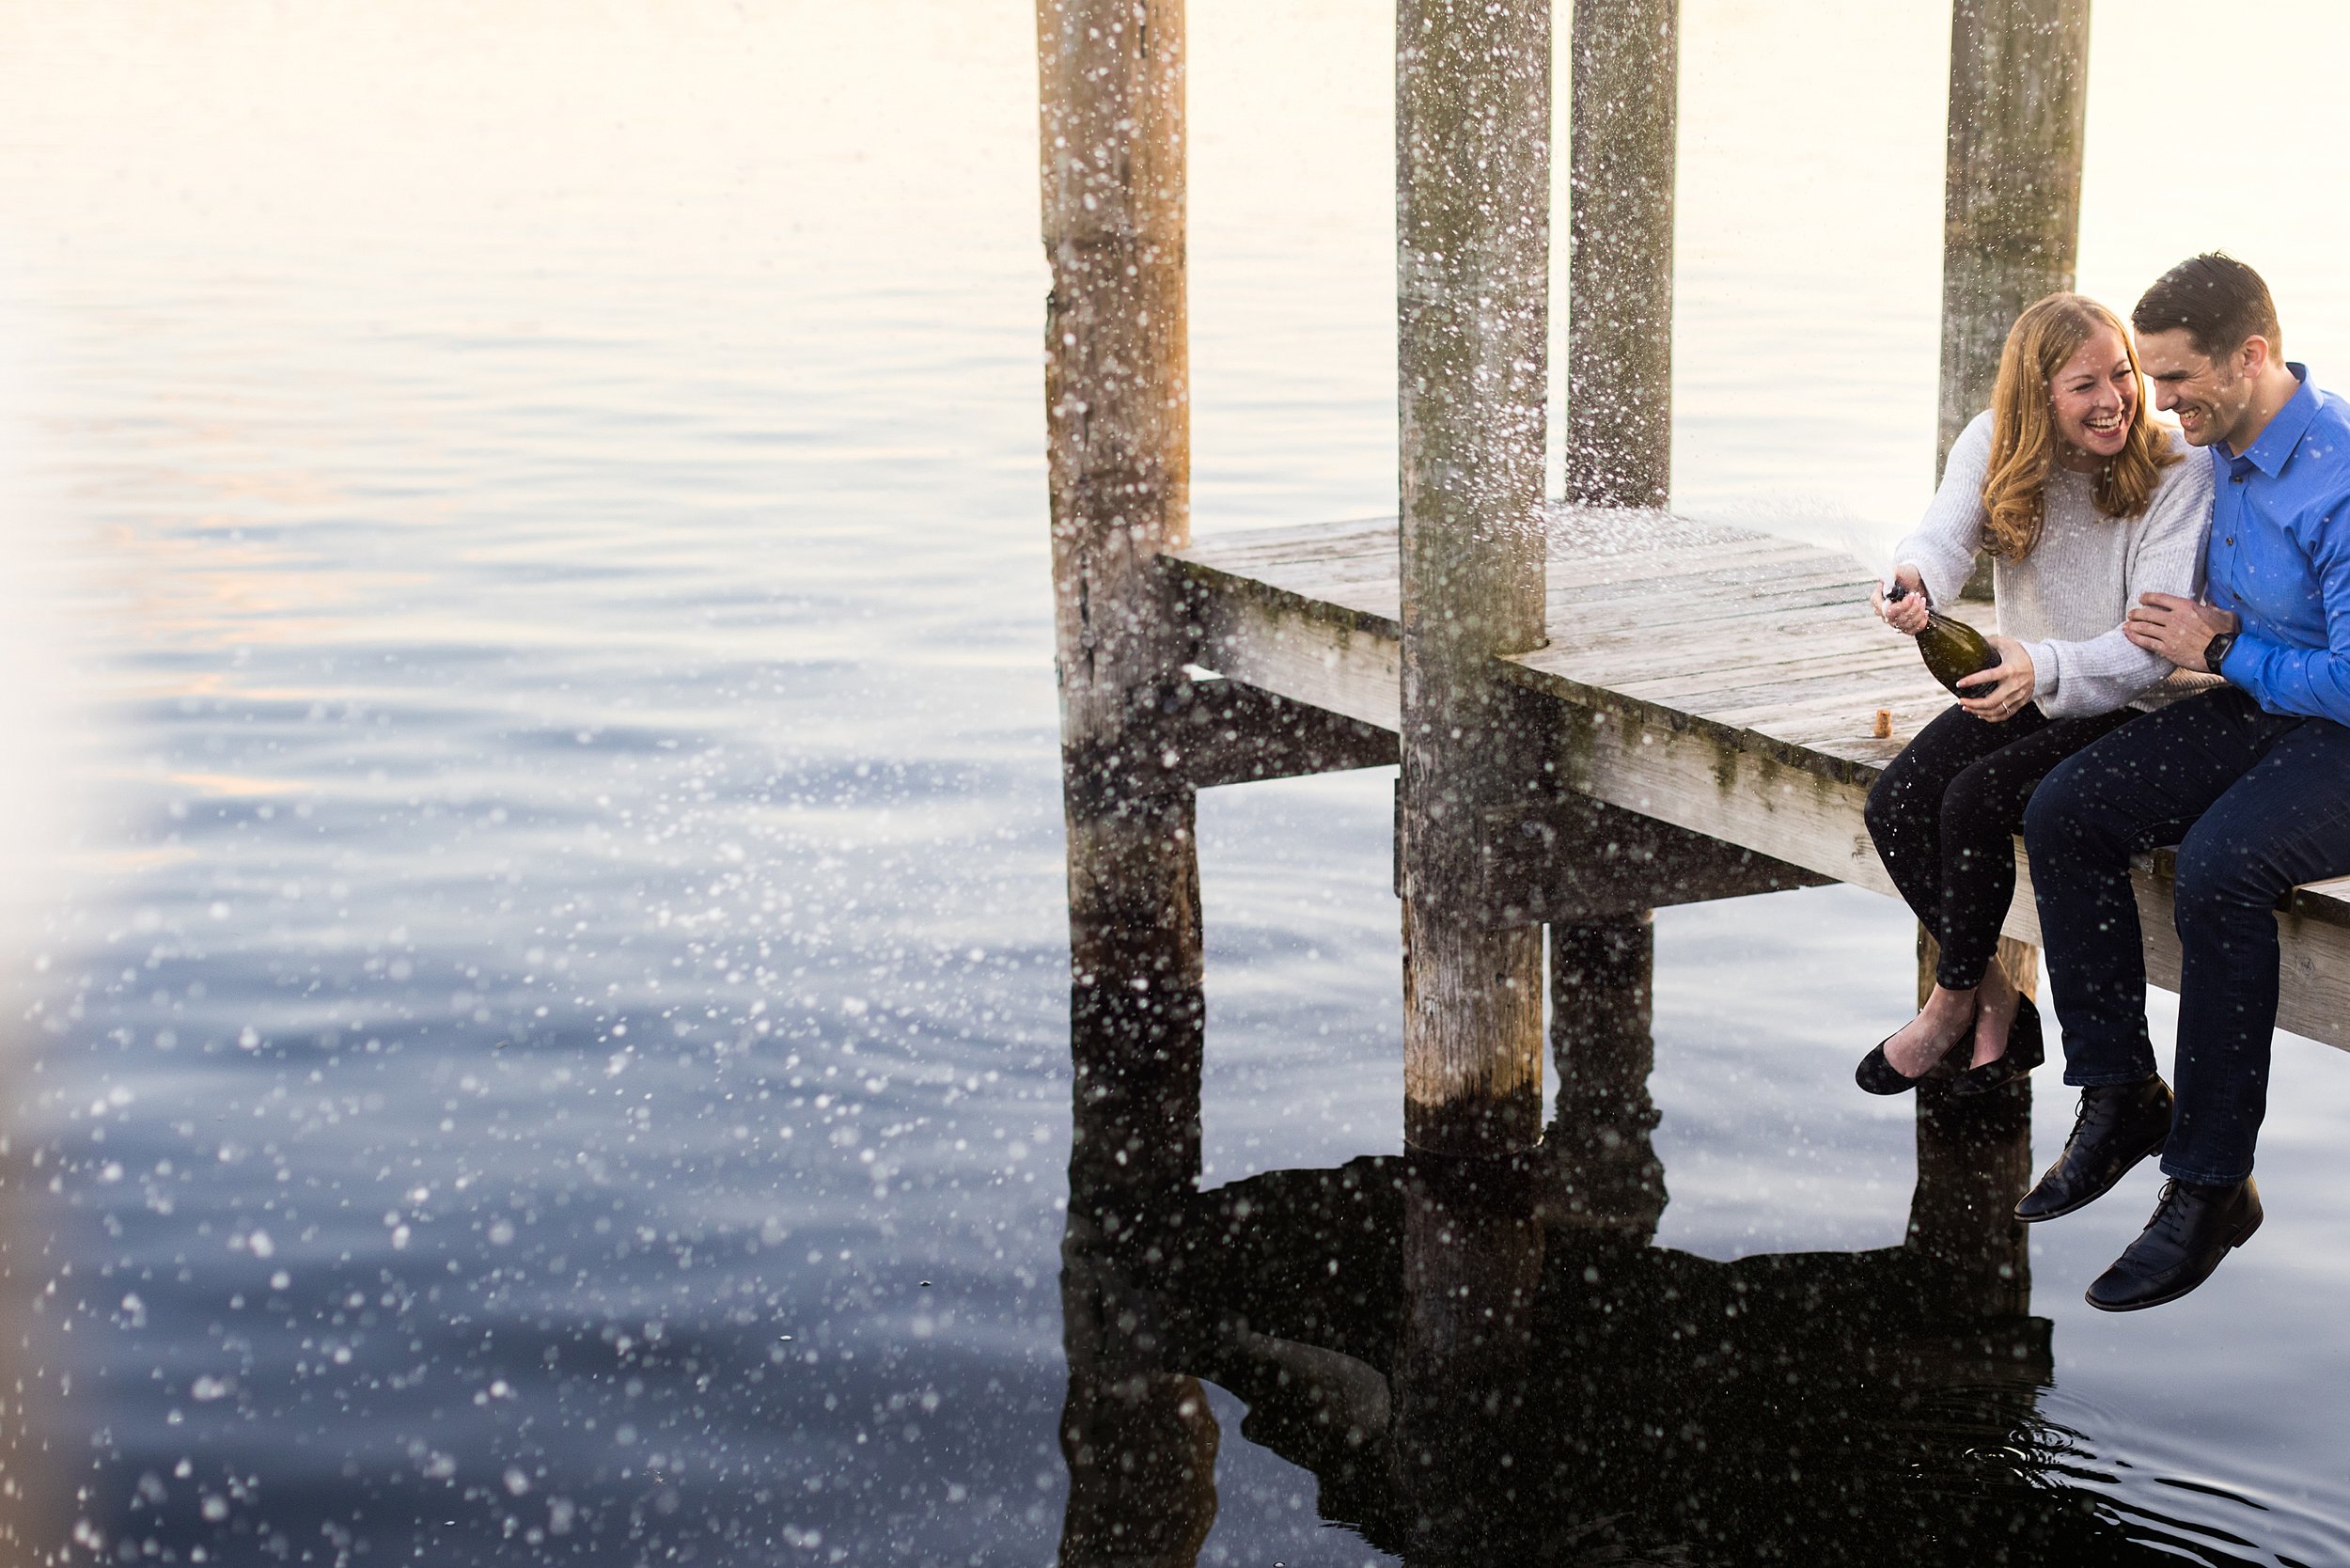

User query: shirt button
[2226,537,2234,545]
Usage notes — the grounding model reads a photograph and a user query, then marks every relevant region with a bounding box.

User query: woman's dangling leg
[1863,706,2031,1075]
[1933,707,2137,1065]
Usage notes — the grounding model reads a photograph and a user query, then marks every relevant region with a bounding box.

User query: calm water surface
[3,1,2350,1562]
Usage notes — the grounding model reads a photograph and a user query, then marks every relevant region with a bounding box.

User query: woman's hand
[1872,566,1930,635]
[1956,635,2037,722]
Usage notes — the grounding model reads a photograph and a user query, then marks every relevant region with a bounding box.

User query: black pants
[2025,688,2350,1183]
[1864,702,2137,991]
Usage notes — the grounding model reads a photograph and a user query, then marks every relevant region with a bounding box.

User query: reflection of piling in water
[1912,935,2036,1320]
[1049,991,2186,1564]
[1545,917,1667,1242]
[1054,822,2062,1564]
[1049,1106,2209,1561]
[1058,1197,1218,1568]
[1392,1156,1543,1554]
[1054,814,1215,1568]
[1055,855,1219,1566]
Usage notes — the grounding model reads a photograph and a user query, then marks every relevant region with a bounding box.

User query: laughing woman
[1856,292,2213,1098]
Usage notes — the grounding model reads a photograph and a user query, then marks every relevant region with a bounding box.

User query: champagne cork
[1872,709,1892,739]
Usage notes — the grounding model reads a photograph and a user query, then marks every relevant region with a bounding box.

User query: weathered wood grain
[1183,565,1401,730]
[1166,678,1393,790]
[1942,0,2090,601]
[1565,0,1676,509]
[1394,0,1554,1156]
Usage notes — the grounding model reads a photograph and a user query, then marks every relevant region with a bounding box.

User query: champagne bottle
[1886,581,2000,695]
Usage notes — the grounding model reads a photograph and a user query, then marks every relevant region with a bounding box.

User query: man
[2018,253,2350,1310]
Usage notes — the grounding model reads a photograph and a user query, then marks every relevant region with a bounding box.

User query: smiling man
[2014,254,2350,1310]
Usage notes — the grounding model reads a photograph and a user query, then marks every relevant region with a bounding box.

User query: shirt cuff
[2023,640,2058,698]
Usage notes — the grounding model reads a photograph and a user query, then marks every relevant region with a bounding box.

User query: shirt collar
[2222,362,2317,478]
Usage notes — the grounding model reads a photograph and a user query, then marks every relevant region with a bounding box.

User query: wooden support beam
[1940,0,2090,596]
[1565,0,1678,510]
[1552,0,1682,1206]
[1530,697,2350,1046]
[1160,678,1393,791]
[1387,777,1821,922]
[1395,0,1553,1155]
[1480,790,1825,926]
[1186,551,1402,729]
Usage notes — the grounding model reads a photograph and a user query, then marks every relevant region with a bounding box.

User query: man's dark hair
[2132,253,2281,362]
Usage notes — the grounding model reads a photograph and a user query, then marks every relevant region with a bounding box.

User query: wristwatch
[2203,629,2239,676]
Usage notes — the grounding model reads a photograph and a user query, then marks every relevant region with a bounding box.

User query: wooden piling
[1940,0,2090,602]
[1395,0,1553,1155]
[1565,0,1678,510]
[1036,0,1190,769]
[1037,0,1200,1140]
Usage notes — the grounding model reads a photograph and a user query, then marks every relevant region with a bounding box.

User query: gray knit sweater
[1891,412,2214,717]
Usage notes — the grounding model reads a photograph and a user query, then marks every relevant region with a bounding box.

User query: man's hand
[2123,592,2239,671]
[1872,565,1930,635]
[1957,635,2036,722]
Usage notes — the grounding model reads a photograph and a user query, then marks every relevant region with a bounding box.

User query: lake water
[4,1,2350,1562]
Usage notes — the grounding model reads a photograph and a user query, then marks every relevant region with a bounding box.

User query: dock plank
[1168,510,2350,1048]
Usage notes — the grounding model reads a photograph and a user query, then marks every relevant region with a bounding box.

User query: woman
[1857,292,2212,1097]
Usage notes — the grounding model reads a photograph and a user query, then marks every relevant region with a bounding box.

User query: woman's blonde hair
[1981,291,2178,560]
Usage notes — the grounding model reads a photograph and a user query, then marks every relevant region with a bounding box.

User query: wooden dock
[1033,0,2228,1154]
[1173,507,2350,1050]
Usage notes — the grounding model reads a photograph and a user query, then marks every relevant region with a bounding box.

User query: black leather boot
[2014,1076,2173,1222]
[2086,1176,2263,1311]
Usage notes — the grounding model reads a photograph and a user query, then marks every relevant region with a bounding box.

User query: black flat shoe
[2085,1176,2262,1311]
[1855,1015,1972,1096]
[1951,995,2044,1099]
[2014,1075,2173,1222]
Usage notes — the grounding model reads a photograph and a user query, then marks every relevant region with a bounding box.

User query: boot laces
[2146,1180,2201,1244]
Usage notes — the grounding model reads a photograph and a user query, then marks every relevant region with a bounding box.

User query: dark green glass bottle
[1887,582,1999,695]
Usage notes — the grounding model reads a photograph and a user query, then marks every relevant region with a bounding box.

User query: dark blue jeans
[2023,686,2350,1184]
[1865,702,2135,991]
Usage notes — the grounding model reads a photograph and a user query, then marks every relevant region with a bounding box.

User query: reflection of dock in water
[1057,940,2256,1566]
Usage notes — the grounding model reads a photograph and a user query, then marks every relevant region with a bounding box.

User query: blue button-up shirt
[2206,365,2350,727]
